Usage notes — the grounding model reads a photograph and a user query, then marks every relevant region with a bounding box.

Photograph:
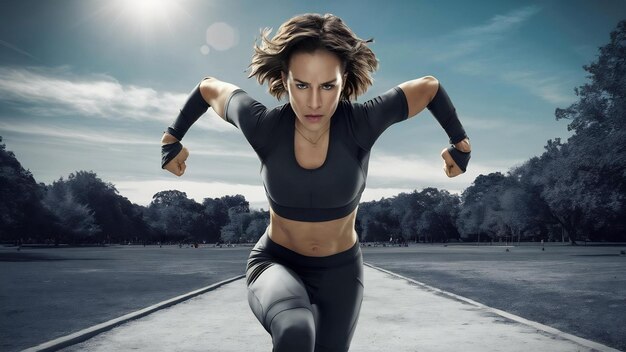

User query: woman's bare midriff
[268,206,359,257]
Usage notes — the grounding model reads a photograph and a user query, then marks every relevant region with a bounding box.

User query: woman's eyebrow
[294,78,337,85]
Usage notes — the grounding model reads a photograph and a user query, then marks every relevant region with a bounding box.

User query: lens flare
[205,22,238,51]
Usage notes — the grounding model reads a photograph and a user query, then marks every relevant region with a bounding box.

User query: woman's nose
[307,89,322,109]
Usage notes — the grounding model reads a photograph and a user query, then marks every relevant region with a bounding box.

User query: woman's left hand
[441,138,471,177]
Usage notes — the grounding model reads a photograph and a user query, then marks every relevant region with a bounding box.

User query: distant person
[161,13,471,351]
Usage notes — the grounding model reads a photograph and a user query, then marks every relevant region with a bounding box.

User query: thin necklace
[295,121,331,145]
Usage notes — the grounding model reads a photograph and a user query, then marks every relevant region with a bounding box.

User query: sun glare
[78,1,237,52]
[100,0,188,40]
[124,0,172,25]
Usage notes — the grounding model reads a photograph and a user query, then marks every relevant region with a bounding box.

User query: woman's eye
[294,84,334,90]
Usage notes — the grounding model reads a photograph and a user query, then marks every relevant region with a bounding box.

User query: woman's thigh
[312,253,364,351]
[247,262,315,333]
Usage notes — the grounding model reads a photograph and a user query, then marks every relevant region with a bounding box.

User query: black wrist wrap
[167,82,210,141]
[447,145,471,173]
[161,142,183,169]
[427,83,468,145]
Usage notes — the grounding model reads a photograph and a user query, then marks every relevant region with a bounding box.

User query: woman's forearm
[161,132,179,145]
[165,80,211,141]
[454,138,471,152]
[426,83,468,145]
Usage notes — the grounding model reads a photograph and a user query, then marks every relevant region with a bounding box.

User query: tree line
[0,160,270,245]
[1,21,624,246]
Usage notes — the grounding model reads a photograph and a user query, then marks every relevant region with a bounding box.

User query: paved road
[40,263,620,352]
[362,243,626,350]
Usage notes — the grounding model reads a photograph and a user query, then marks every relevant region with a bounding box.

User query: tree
[148,190,201,242]
[211,194,252,243]
[357,199,398,242]
[42,180,100,243]
[508,159,561,241]
[414,188,460,243]
[389,191,423,242]
[201,197,230,243]
[542,20,626,242]
[0,136,51,242]
[244,210,270,243]
[222,194,250,214]
[53,170,151,243]
[458,172,508,242]
[498,183,530,244]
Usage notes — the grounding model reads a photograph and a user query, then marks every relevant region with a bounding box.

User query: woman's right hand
[163,144,189,176]
[161,132,189,176]
[440,138,471,178]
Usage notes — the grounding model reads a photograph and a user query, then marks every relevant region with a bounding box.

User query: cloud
[113,179,267,206]
[0,39,39,61]
[462,6,541,36]
[500,70,575,105]
[112,150,519,209]
[368,153,444,182]
[114,178,448,210]
[366,151,510,192]
[114,176,471,212]
[456,63,575,106]
[434,5,541,61]
[424,6,576,106]
[361,186,418,201]
[454,114,533,133]
[0,121,154,145]
[0,65,233,132]
[369,151,511,180]
[0,121,257,158]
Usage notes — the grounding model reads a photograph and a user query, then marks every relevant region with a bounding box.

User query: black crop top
[224,86,409,222]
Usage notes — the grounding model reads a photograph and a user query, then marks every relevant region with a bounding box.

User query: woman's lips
[305,114,322,122]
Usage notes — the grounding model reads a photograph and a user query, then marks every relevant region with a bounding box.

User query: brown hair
[247,13,378,101]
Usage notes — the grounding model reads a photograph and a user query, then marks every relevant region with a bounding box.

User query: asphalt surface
[5,243,625,351]
[361,243,626,351]
[0,244,249,352]
[35,263,621,352]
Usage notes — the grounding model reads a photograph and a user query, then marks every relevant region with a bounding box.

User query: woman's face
[281,49,347,133]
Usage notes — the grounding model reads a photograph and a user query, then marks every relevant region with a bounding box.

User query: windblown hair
[247,13,379,101]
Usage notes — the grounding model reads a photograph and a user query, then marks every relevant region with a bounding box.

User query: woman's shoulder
[226,89,290,116]
[343,86,407,115]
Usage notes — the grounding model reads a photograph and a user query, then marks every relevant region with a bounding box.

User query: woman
[161,13,471,352]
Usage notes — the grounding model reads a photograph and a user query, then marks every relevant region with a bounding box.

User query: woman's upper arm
[397,76,439,118]
[201,78,277,151]
[199,77,241,120]
[350,86,410,151]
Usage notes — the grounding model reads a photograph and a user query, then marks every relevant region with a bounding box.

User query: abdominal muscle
[267,206,359,257]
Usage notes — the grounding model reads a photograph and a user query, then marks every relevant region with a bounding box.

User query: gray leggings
[245,228,364,352]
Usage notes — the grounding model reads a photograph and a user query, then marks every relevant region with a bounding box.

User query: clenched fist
[441,138,471,178]
[163,144,189,176]
[161,132,189,176]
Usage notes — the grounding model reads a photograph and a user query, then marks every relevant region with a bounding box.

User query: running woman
[161,13,471,352]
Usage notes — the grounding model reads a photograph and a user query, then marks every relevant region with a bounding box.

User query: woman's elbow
[422,75,438,83]
[422,75,439,101]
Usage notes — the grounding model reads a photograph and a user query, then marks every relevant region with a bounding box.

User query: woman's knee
[270,307,316,352]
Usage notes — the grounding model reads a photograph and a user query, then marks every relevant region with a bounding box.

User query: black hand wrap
[166,81,211,141]
[161,141,183,169]
[427,82,468,145]
[446,144,471,173]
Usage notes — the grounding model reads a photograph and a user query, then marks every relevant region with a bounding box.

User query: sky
[0,0,623,211]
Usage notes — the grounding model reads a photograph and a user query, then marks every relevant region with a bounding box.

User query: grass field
[1,242,624,351]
